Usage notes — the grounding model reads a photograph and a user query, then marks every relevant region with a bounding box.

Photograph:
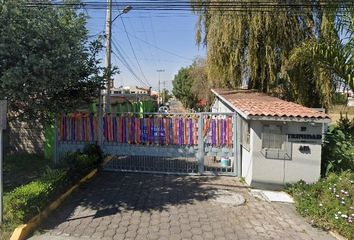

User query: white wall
[249,120,323,187]
[284,122,322,183]
[211,98,233,113]
[213,96,324,188]
[241,146,252,184]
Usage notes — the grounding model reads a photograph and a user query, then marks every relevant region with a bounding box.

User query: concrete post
[236,113,242,177]
[233,113,237,176]
[98,90,104,148]
[197,113,204,174]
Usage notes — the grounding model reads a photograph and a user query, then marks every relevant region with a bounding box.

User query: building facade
[211,89,330,188]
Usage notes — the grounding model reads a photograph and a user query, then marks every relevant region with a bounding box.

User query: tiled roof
[212,89,329,120]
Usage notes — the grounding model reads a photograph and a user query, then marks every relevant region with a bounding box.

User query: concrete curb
[10,169,98,240]
[329,230,348,240]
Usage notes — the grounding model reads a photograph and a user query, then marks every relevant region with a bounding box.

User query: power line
[111,39,150,87]
[23,1,354,12]
[138,10,159,71]
[112,40,148,87]
[148,11,164,69]
[120,17,151,87]
[111,48,149,88]
[113,28,193,61]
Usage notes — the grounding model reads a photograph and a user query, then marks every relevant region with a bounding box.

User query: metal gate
[55,112,239,176]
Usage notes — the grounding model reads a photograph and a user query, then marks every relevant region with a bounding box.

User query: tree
[189,58,213,104]
[289,5,354,93]
[0,0,105,124]
[172,58,210,109]
[161,89,172,104]
[172,67,196,109]
[192,0,342,108]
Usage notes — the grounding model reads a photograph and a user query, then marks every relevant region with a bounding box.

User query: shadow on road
[40,172,231,230]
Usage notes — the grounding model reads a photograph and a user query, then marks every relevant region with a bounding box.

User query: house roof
[212,89,329,121]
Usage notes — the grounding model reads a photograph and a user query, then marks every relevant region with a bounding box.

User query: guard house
[211,89,330,188]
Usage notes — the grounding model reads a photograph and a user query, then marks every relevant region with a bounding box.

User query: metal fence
[55,112,239,176]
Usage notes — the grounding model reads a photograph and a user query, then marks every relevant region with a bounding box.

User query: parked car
[158,106,169,113]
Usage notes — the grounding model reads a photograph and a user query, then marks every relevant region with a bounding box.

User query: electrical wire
[112,40,147,87]
[111,39,150,87]
[119,29,194,61]
[138,10,160,71]
[111,49,149,88]
[148,11,164,69]
[120,17,152,87]
[22,1,353,10]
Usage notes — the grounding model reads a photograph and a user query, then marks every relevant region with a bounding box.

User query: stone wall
[4,118,45,154]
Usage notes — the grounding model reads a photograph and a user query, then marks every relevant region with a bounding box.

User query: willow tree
[192,0,341,108]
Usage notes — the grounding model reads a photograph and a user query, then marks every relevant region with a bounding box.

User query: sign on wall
[288,133,322,142]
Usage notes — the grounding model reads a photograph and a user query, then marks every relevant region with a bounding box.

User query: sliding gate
[55,112,238,176]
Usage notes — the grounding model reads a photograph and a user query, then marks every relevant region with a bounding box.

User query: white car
[158,106,169,113]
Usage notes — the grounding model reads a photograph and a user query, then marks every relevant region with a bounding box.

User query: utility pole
[157,69,164,108]
[158,79,160,107]
[103,2,132,113]
[104,0,113,113]
[162,80,169,104]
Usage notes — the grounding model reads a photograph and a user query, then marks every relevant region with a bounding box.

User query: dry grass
[328,105,354,124]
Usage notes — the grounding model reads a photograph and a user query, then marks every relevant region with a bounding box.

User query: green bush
[62,144,102,175]
[332,92,348,105]
[3,153,49,193]
[322,115,354,175]
[83,143,103,164]
[1,145,102,237]
[1,144,102,237]
[3,168,67,225]
[287,171,354,239]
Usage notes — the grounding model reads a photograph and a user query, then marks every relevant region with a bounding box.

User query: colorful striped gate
[55,112,238,175]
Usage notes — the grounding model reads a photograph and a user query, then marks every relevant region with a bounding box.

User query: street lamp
[112,5,132,22]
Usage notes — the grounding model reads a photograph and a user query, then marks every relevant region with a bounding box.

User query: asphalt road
[168,99,186,113]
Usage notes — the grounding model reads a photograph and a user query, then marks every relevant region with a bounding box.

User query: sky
[85,4,205,91]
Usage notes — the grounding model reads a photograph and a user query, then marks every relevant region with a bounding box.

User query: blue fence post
[197,113,204,174]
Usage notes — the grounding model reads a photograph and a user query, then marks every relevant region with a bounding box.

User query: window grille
[261,124,291,160]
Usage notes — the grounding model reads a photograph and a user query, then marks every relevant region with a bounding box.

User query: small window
[262,124,291,160]
[262,124,283,149]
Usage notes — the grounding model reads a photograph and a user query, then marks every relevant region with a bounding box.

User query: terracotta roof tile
[212,89,329,120]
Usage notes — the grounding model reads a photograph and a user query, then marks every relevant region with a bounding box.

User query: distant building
[110,86,151,95]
